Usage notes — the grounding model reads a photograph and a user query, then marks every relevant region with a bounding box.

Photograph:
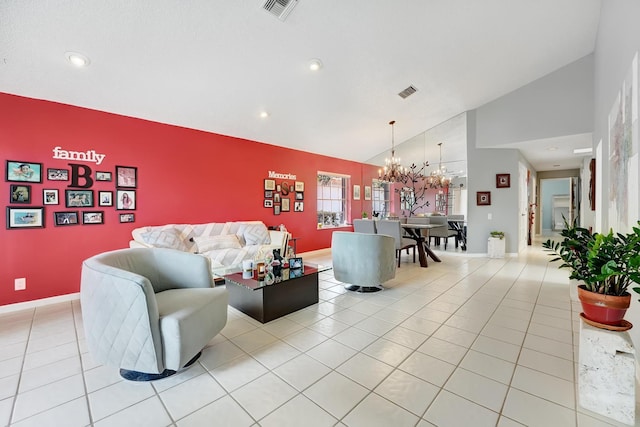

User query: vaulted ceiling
[0,0,601,171]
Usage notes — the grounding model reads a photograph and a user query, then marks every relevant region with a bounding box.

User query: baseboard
[0,293,80,314]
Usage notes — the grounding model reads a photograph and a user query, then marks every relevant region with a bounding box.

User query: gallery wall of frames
[6,160,138,229]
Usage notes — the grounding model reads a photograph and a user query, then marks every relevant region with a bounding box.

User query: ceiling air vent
[398,85,418,99]
[263,0,299,21]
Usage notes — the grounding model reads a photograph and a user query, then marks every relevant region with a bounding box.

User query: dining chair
[428,215,458,249]
[375,219,416,267]
[353,218,376,233]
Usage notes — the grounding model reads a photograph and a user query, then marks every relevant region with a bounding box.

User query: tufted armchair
[332,231,397,292]
[80,248,228,381]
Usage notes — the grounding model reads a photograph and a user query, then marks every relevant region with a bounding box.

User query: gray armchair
[332,231,396,292]
[80,248,228,381]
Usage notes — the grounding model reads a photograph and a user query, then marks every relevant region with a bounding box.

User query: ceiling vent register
[263,0,299,21]
[398,85,418,99]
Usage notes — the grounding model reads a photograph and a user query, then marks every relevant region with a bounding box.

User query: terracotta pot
[577,285,631,326]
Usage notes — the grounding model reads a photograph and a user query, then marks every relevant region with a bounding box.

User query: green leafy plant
[362,212,368,218]
[489,231,504,239]
[542,217,640,296]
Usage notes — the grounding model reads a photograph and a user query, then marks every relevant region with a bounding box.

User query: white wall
[592,0,640,356]
[475,54,594,148]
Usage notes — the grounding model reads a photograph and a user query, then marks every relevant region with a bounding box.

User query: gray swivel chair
[80,248,228,381]
[428,215,458,249]
[375,219,416,267]
[332,231,396,292]
[353,218,376,233]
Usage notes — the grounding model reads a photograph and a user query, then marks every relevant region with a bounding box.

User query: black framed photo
[54,211,79,226]
[282,198,290,212]
[294,201,304,212]
[43,189,59,205]
[116,190,136,210]
[265,190,273,198]
[47,168,69,181]
[116,165,137,188]
[264,199,273,208]
[6,207,45,229]
[295,192,304,200]
[96,171,112,182]
[477,191,491,206]
[65,189,94,207]
[119,213,135,223]
[82,211,104,225]
[6,161,42,183]
[264,179,276,190]
[289,257,303,269]
[99,191,113,207]
[274,204,281,215]
[10,184,31,204]
[496,173,510,188]
[274,193,281,203]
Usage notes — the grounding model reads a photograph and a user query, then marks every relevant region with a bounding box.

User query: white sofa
[129,221,289,276]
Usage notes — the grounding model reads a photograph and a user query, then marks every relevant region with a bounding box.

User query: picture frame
[274,204,281,215]
[10,184,31,204]
[477,191,491,206]
[65,189,94,207]
[264,190,273,198]
[119,213,135,223]
[294,201,304,212]
[295,192,304,200]
[364,186,372,200]
[116,165,137,188]
[294,181,304,191]
[281,198,290,212]
[98,191,113,207]
[43,189,59,205]
[47,168,69,181]
[264,179,276,190]
[54,211,79,226]
[276,184,281,193]
[289,257,303,269]
[116,190,136,210]
[496,173,510,188]
[96,171,112,181]
[264,199,273,208]
[82,211,104,225]
[6,161,42,183]
[274,193,281,203]
[353,185,361,200]
[6,207,45,229]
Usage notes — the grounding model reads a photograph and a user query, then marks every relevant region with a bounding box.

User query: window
[317,172,349,228]
[372,179,391,218]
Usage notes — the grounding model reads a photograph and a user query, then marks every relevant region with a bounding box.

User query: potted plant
[489,231,504,239]
[542,218,640,327]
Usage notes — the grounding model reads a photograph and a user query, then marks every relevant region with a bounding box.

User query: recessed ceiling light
[260,111,270,119]
[547,146,558,151]
[309,59,323,71]
[65,51,90,67]
[573,147,593,154]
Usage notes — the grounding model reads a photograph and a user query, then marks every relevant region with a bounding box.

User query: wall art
[7,207,44,229]
[116,165,137,188]
[6,161,42,183]
[43,189,59,205]
[54,211,79,226]
[476,191,491,206]
[65,190,94,207]
[10,184,31,204]
[496,173,510,188]
[116,190,136,210]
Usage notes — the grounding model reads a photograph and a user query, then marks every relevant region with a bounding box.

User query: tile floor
[1,242,637,426]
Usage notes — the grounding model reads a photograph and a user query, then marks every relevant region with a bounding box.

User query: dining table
[401,223,444,267]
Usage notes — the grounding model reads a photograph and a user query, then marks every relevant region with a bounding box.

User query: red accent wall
[0,93,379,306]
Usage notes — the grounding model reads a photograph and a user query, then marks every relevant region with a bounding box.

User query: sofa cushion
[239,223,271,245]
[139,228,189,251]
[193,234,242,252]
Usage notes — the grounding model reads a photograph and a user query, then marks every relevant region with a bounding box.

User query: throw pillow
[193,234,242,252]
[139,228,189,251]
[242,223,271,245]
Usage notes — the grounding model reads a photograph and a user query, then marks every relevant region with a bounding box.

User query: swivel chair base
[344,284,383,293]
[120,351,202,381]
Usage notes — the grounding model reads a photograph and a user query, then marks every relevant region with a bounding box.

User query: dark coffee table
[223,266,319,323]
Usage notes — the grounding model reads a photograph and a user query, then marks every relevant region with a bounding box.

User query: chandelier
[378,120,408,182]
[426,142,451,188]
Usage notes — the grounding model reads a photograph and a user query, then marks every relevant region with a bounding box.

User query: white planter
[488,237,505,258]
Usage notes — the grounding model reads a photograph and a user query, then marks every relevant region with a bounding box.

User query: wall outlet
[488,213,492,220]
[14,277,26,291]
